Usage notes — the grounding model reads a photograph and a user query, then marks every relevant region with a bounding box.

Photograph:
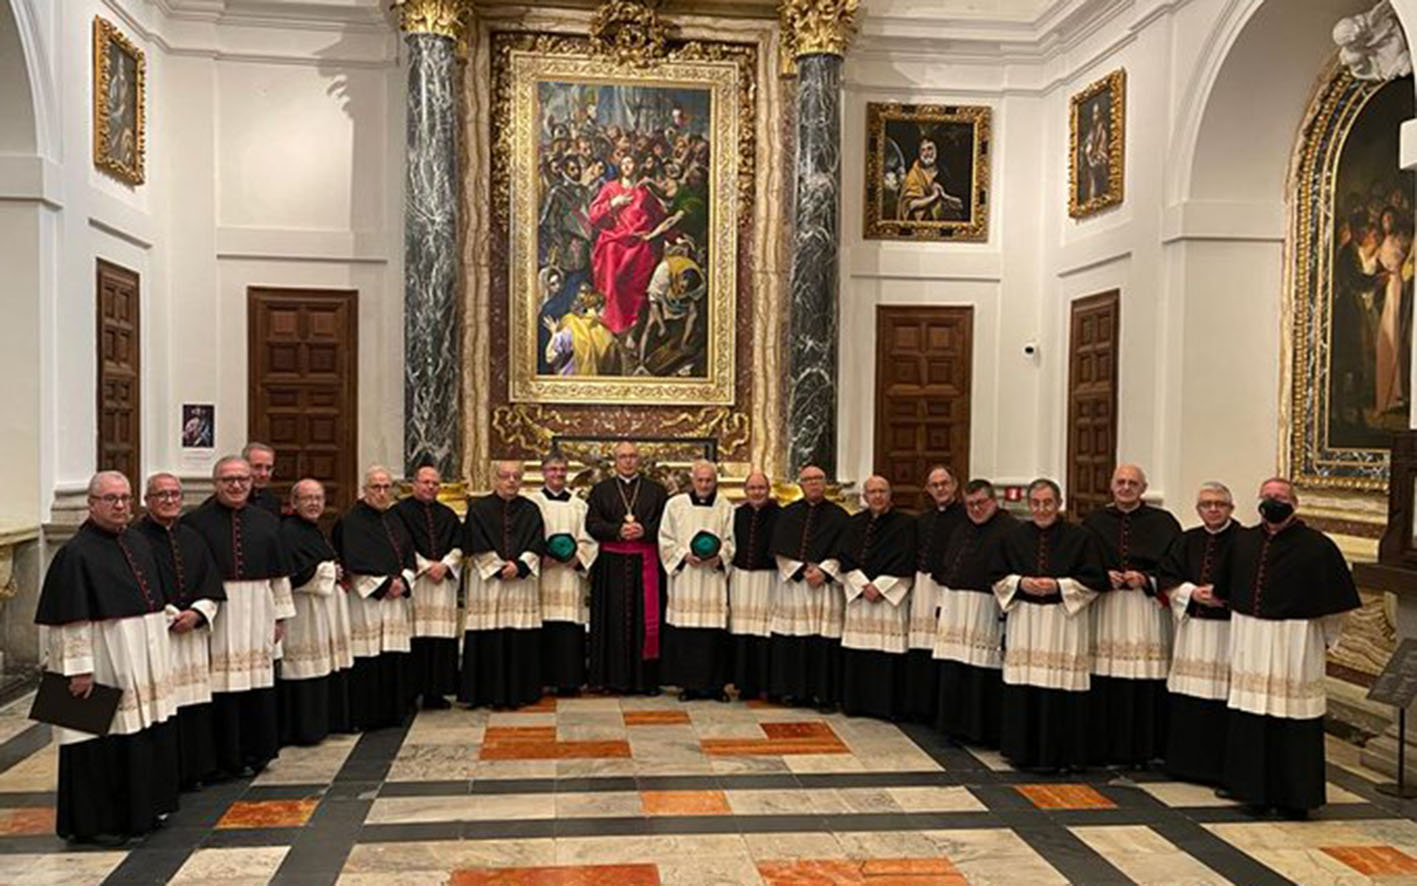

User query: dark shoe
[644,687,662,697]
[556,687,582,698]
[422,695,452,710]
[1277,806,1310,821]
[1213,787,1235,800]
[678,689,695,702]
[713,691,730,703]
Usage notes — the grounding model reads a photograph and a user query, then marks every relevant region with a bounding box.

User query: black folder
[28,671,121,736]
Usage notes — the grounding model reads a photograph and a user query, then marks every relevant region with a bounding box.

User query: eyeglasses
[147,491,182,501]
[217,476,252,485]
[90,494,132,505]
[367,483,393,491]
[1197,500,1233,510]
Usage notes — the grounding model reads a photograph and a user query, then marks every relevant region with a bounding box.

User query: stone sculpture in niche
[1334,0,1412,82]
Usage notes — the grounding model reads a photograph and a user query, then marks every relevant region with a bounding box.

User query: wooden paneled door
[873,306,973,510]
[1066,290,1119,521]
[97,259,141,492]
[248,288,358,515]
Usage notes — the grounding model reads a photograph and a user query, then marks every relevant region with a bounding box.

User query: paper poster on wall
[179,403,215,472]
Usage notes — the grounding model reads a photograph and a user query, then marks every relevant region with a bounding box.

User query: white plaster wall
[8,0,402,518]
[840,0,1376,522]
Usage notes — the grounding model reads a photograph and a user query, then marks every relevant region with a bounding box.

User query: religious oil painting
[1068,69,1125,218]
[506,49,740,406]
[864,103,991,241]
[93,16,145,186]
[1287,70,1415,491]
[180,404,215,449]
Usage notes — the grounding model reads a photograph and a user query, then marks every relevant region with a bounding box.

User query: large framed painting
[863,103,991,242]
[1068,68,1125,218]
[93,16,145,186]
[504,47,743,405]
[1286,67,1415,492]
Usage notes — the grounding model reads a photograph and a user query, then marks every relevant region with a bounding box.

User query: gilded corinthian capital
[392,0,473,39]
[778,0,860,59]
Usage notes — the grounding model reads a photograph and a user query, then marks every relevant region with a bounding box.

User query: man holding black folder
[35,471,181,844]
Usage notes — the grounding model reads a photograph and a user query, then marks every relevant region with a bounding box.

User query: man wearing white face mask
[1214,478,1360,819]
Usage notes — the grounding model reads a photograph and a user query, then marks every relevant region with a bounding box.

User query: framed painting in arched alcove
[1286,66,1415,493]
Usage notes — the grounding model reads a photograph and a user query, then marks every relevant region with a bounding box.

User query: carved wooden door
[97,259,141,492]
[1066,290,1119,520]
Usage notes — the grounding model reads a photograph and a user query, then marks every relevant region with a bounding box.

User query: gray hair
[1196,481,1232,504]
[689,459,718,478]
[290,478,324,502]
[88,470,130,496]
[144,472,180,497]
[241,442,275,461]
[364,464,393,485]
[212,455,249,479]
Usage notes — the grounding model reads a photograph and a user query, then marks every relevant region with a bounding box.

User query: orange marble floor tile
[758,859,965,886]
[746,698,790,709]
[451,863,661,886]
[1322,845,1417,875]
[1014,783,1116,810]
[0,807,56,836]
[216,798,319,829]
[624,710,691,726]
[640,789,732,815]
[483,726,558,743]
[480,726,631,760]
[702,721,849,756]
[516,696,559,713]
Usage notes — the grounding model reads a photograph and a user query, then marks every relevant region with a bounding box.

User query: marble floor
[1,691,1415,886]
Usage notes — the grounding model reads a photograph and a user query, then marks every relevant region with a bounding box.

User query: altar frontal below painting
[507,51,740,405]
[1287,68,1415,491]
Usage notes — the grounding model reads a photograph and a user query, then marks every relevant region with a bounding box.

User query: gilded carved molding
[589,0,672,68]
[392,0,473,39]
[778,0,859,60]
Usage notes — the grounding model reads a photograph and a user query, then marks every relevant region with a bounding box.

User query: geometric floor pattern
[1,691,1416,886]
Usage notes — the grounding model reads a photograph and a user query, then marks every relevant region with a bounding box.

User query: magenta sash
[602,539,661,660]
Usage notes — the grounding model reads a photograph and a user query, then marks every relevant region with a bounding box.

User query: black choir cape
[990,519,1109,591]
[37,521,171,625]
[280,514,338,587]
[769,498,850,570]
[1082,503,1183,588]
[463,494,545,569]
[133,516,225,610]
[1159,522,1238,621]
[332,501,416,591]
[251,486,284,518]
[918,501,968,582]
[1214,519,1361,620]
[939,510,1019,591]
[182,499,292,582]
[733,500,780,570]
[586,474,669,542]
[394,496,462,564]
[836,508,917,580]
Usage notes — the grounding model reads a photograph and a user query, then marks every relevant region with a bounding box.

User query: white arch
[5,0,57,160]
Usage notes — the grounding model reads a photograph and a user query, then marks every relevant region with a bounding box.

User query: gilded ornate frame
[863,102,991,242]
[502,47,742,405]
[1281,62,1408,494]
[92,16,146,186]
[1068,68,1125,219]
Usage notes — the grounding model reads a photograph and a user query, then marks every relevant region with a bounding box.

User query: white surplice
[1226,611,1346,720]
[659,493,736,630]
[908,572,943,651]
[931,585,1004,669]
[993,576,1097,691]
[465,550,541,631]
[729,569,775,637]
[841,569,913,654]
[167,598,219,708]
[1091,587,1172,680]
[283,560,353,679]
[47,612,178,746]
[529,490,598,626]
[1166,582,1230,701]
[770,556,845,639]
[348,569,416,657]
[209,577,295,693]
[412,550,463,639]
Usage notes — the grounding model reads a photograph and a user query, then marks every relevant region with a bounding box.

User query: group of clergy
[36,441,1359,844]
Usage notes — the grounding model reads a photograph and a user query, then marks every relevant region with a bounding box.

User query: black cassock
[1215,520,1360,812]
[133,515,225,789]
[768,498,849,707]
[183,500,291,776]
[394,496,464,702]
[585,475,669,694]
[905,501,967,723]
[933,509,1017,746]
[278,514,349,743]
[1157,521,1236,785]
[332,502,418,730]
[1082,503,1182,766]
[251,486,284,518]
[731,500,779,700]
[36,522,180,841]
[461,495,546,708]
[836,509,917,720]
[991,520,1108,769]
